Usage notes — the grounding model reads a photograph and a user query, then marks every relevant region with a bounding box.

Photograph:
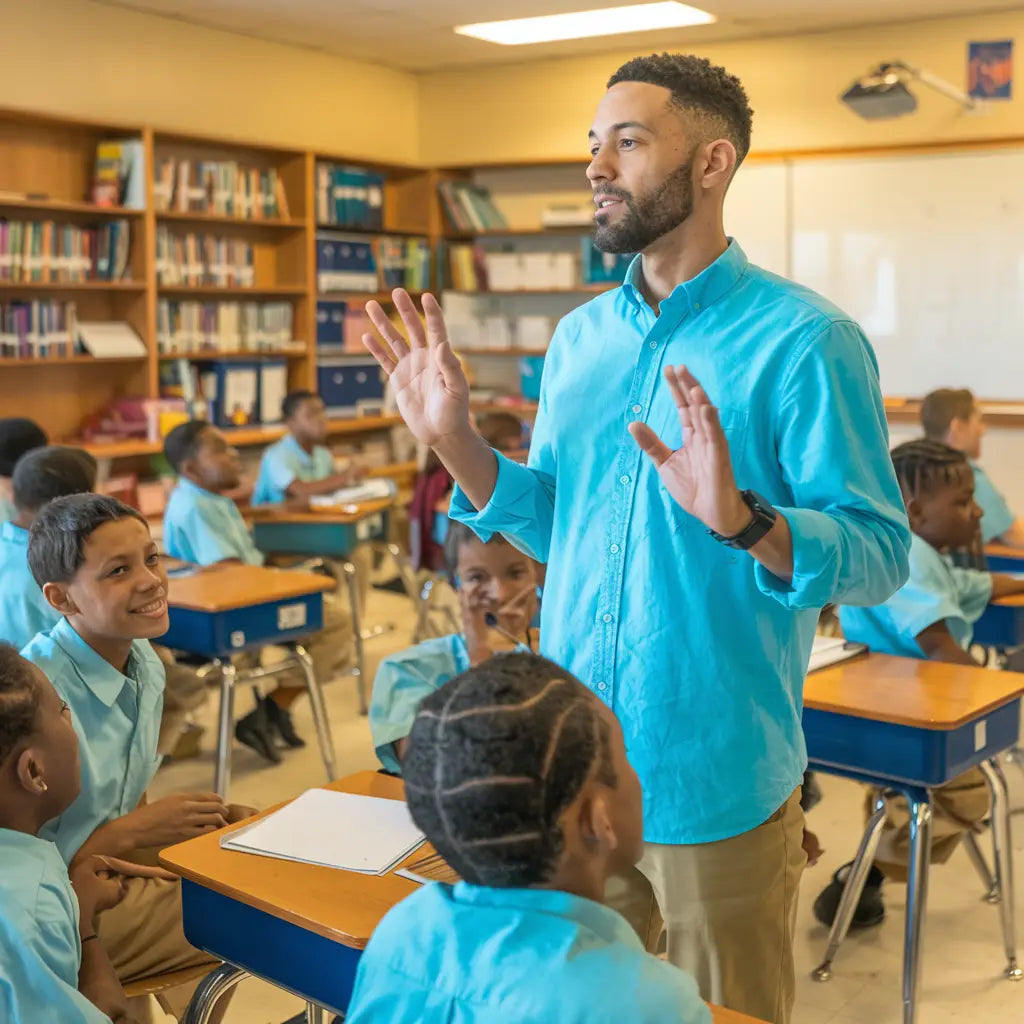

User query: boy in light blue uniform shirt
[21,494,245,1018]
[347,653,709,1024]
[0,446,96,650]
[370,520,539,773]
[0,417,47,526]
[820,440,1024,930]
[253,390,358,505]
[0,643,163,1024]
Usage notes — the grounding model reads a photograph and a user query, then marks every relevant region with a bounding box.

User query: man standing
[364,54,910,1024]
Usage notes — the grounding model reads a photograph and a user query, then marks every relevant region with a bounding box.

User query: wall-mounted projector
[841,62,978,119]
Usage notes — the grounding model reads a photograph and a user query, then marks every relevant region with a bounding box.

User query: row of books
[0,220,132,283]
[156,300,296,355]
[437,181,507,233]
[316,299,370,352]
[315,164,384,229]
[0,300,77,359]
[155,227,255,288]
[153,159,291,220]
[316,234,430,293]
[92,139,146,209]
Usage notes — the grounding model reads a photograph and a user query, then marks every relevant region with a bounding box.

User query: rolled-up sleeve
[756,319,911,609]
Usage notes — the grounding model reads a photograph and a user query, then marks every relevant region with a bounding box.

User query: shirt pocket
[655,403,750,474]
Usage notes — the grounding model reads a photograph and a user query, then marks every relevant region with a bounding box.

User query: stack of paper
[807,635,868,674]
[310,478,396,508]
[220,789,424,874]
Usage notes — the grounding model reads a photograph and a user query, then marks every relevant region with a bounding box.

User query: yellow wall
[419,11,1024,166]
[0,0,420,164]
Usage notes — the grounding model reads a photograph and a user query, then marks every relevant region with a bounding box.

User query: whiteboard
[724,161,789,277]
[788,150,1024,398]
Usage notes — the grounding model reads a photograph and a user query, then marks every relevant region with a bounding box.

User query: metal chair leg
[181,963,248,1024]
[979,758,1023,980]
[213,659,236,799]
[814,795,888,982]
[306,1003,326,1024]
[291,643,338,783]
[342,560,368,714]
[963,831,1000,904]
[902,792,933,1024]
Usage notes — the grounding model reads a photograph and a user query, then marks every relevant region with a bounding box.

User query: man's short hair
[12,447,97,514]
[920,389,976,441]
[608,53,754,165]
[282,390,317,421]
[164,420,210,474]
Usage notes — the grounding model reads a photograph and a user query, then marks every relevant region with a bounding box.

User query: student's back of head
[476,412,523,454]
[921,388,985,461]
[12,447,97,520]
[0,418,47,479]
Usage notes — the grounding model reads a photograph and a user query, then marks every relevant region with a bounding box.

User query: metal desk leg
[213,659,237,799]
[342,560,368,715]
[979,758,1023,980]
[182,963,248,1024]
[902,792,933,1024]
[291,643,338,783]
[963,831,1000,904]
[814,795,887,982]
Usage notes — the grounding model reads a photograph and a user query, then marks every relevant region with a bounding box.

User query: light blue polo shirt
[839,533,993,658]
[25,619,166,863]
[0,829,110,1024]
[0,493,14,525]
[370,634,471,774]
[163,477,264,566]
[972,462,1015,544]
[346,882,709,1024]
[451,240,911,844]
[252,433,335,505]
[0,520,59,649]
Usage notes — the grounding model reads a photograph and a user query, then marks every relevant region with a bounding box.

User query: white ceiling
[95,0,1024,72]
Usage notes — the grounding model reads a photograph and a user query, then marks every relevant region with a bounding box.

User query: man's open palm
[363,290,470,447]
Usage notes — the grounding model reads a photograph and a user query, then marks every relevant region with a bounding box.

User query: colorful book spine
[0,300,77,359]
[156,299,294,354]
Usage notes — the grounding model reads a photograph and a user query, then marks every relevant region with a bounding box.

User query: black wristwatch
[707,490,778,550]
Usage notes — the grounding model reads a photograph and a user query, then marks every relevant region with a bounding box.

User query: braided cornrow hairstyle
[0,643,41,767]
[891,438,970,502]
[403,652,617,888]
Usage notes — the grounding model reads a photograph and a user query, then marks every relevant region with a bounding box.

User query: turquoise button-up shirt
[163,477,265,566]
[0,829,110,1024]
[452,241,910,844]
[253,433,335,505]
[346,882,709,1024]
[0,493,14,525]
[0,520,59,649]
[840,533,993,658]
[971,462,1015,544]
[25,619,166,862]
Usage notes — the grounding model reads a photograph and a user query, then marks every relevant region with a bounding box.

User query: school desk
[803,654,1023,1024]
[164,563,336,797]
[162,771,767,1024]
[984,542,1024,574]
[973,593,1024,648]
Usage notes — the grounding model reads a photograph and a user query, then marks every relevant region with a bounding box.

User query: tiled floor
[149,587,1024,1023]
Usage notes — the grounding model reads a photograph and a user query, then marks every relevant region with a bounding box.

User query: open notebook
[220,789,424,874]
[808,635,868,674]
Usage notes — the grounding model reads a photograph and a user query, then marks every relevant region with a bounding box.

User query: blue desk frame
[974,602,1024,649]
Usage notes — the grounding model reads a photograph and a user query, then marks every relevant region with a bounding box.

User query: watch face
[745,491,776,517]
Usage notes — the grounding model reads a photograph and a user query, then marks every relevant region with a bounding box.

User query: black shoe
[813,861,885,929]
[235,706,283,764]
[264,696,306,749]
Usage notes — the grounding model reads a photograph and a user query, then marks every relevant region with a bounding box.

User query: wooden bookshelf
[457,347,548,358]
[0,280,145,292]
[156,349,306,362]
[447,285,615,296]
[157,284,308,298]
[318,290,425,303]
[156,210,305,230]
[0,197,145,219]
[445,226,591,241]
[0,354,146,367]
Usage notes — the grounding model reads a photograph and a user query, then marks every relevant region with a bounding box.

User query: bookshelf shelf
[157,284,307,298]
[157,210,305,230]
[318,290,425,303]
[316,225,428,238]
[0,198,145,219]
[0,280,145,292]
[471,400,540,417]
[157,349,306,361]
[445,227,591,241]
[0,355,147,367]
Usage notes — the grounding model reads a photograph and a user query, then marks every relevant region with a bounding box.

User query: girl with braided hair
[348,652,709,1024]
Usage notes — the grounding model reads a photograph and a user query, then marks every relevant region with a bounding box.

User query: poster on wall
[967,40,1013,99]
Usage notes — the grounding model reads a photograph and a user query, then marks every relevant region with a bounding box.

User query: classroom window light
[455,2,715,46]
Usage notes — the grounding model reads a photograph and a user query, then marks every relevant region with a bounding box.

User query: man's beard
[593,160,694,255]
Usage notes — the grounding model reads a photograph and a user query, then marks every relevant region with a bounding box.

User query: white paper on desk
[807,635,867,674]
[309,479,396,508]
[219,789,425,874]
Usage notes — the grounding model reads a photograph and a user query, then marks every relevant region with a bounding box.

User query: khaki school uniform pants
[607,787,806,1024]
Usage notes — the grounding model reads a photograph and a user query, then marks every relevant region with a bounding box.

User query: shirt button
[602,613,613,623]
[610,544,620,554]
[619,475,630,485]
[694,302,701,311]
[597,681,607,692]
[649,341,657,350]
[631,404,642,414]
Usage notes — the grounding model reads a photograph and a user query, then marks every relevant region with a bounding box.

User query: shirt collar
[52,618,135,708]
[0,519,28,545]
[282,432,314,463]
[622,237,748,316]
[178,476,228,503]
[450,882,642,949]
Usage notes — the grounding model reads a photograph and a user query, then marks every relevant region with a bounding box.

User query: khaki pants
[871,766,990,881]
[608,788,806,1024]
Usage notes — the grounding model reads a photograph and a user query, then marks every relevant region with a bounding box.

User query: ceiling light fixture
[455,2,715,46]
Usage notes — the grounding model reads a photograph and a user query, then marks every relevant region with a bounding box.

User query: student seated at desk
[815,439,1024,929]
[252,390,361,505]
[347,653,709,1024]
[0,644,179,1024]
[21,493,251,1021]
[163,420,355,762]
[922,387,1024,548]
[370,520,539,773]
[0,417,47,525]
